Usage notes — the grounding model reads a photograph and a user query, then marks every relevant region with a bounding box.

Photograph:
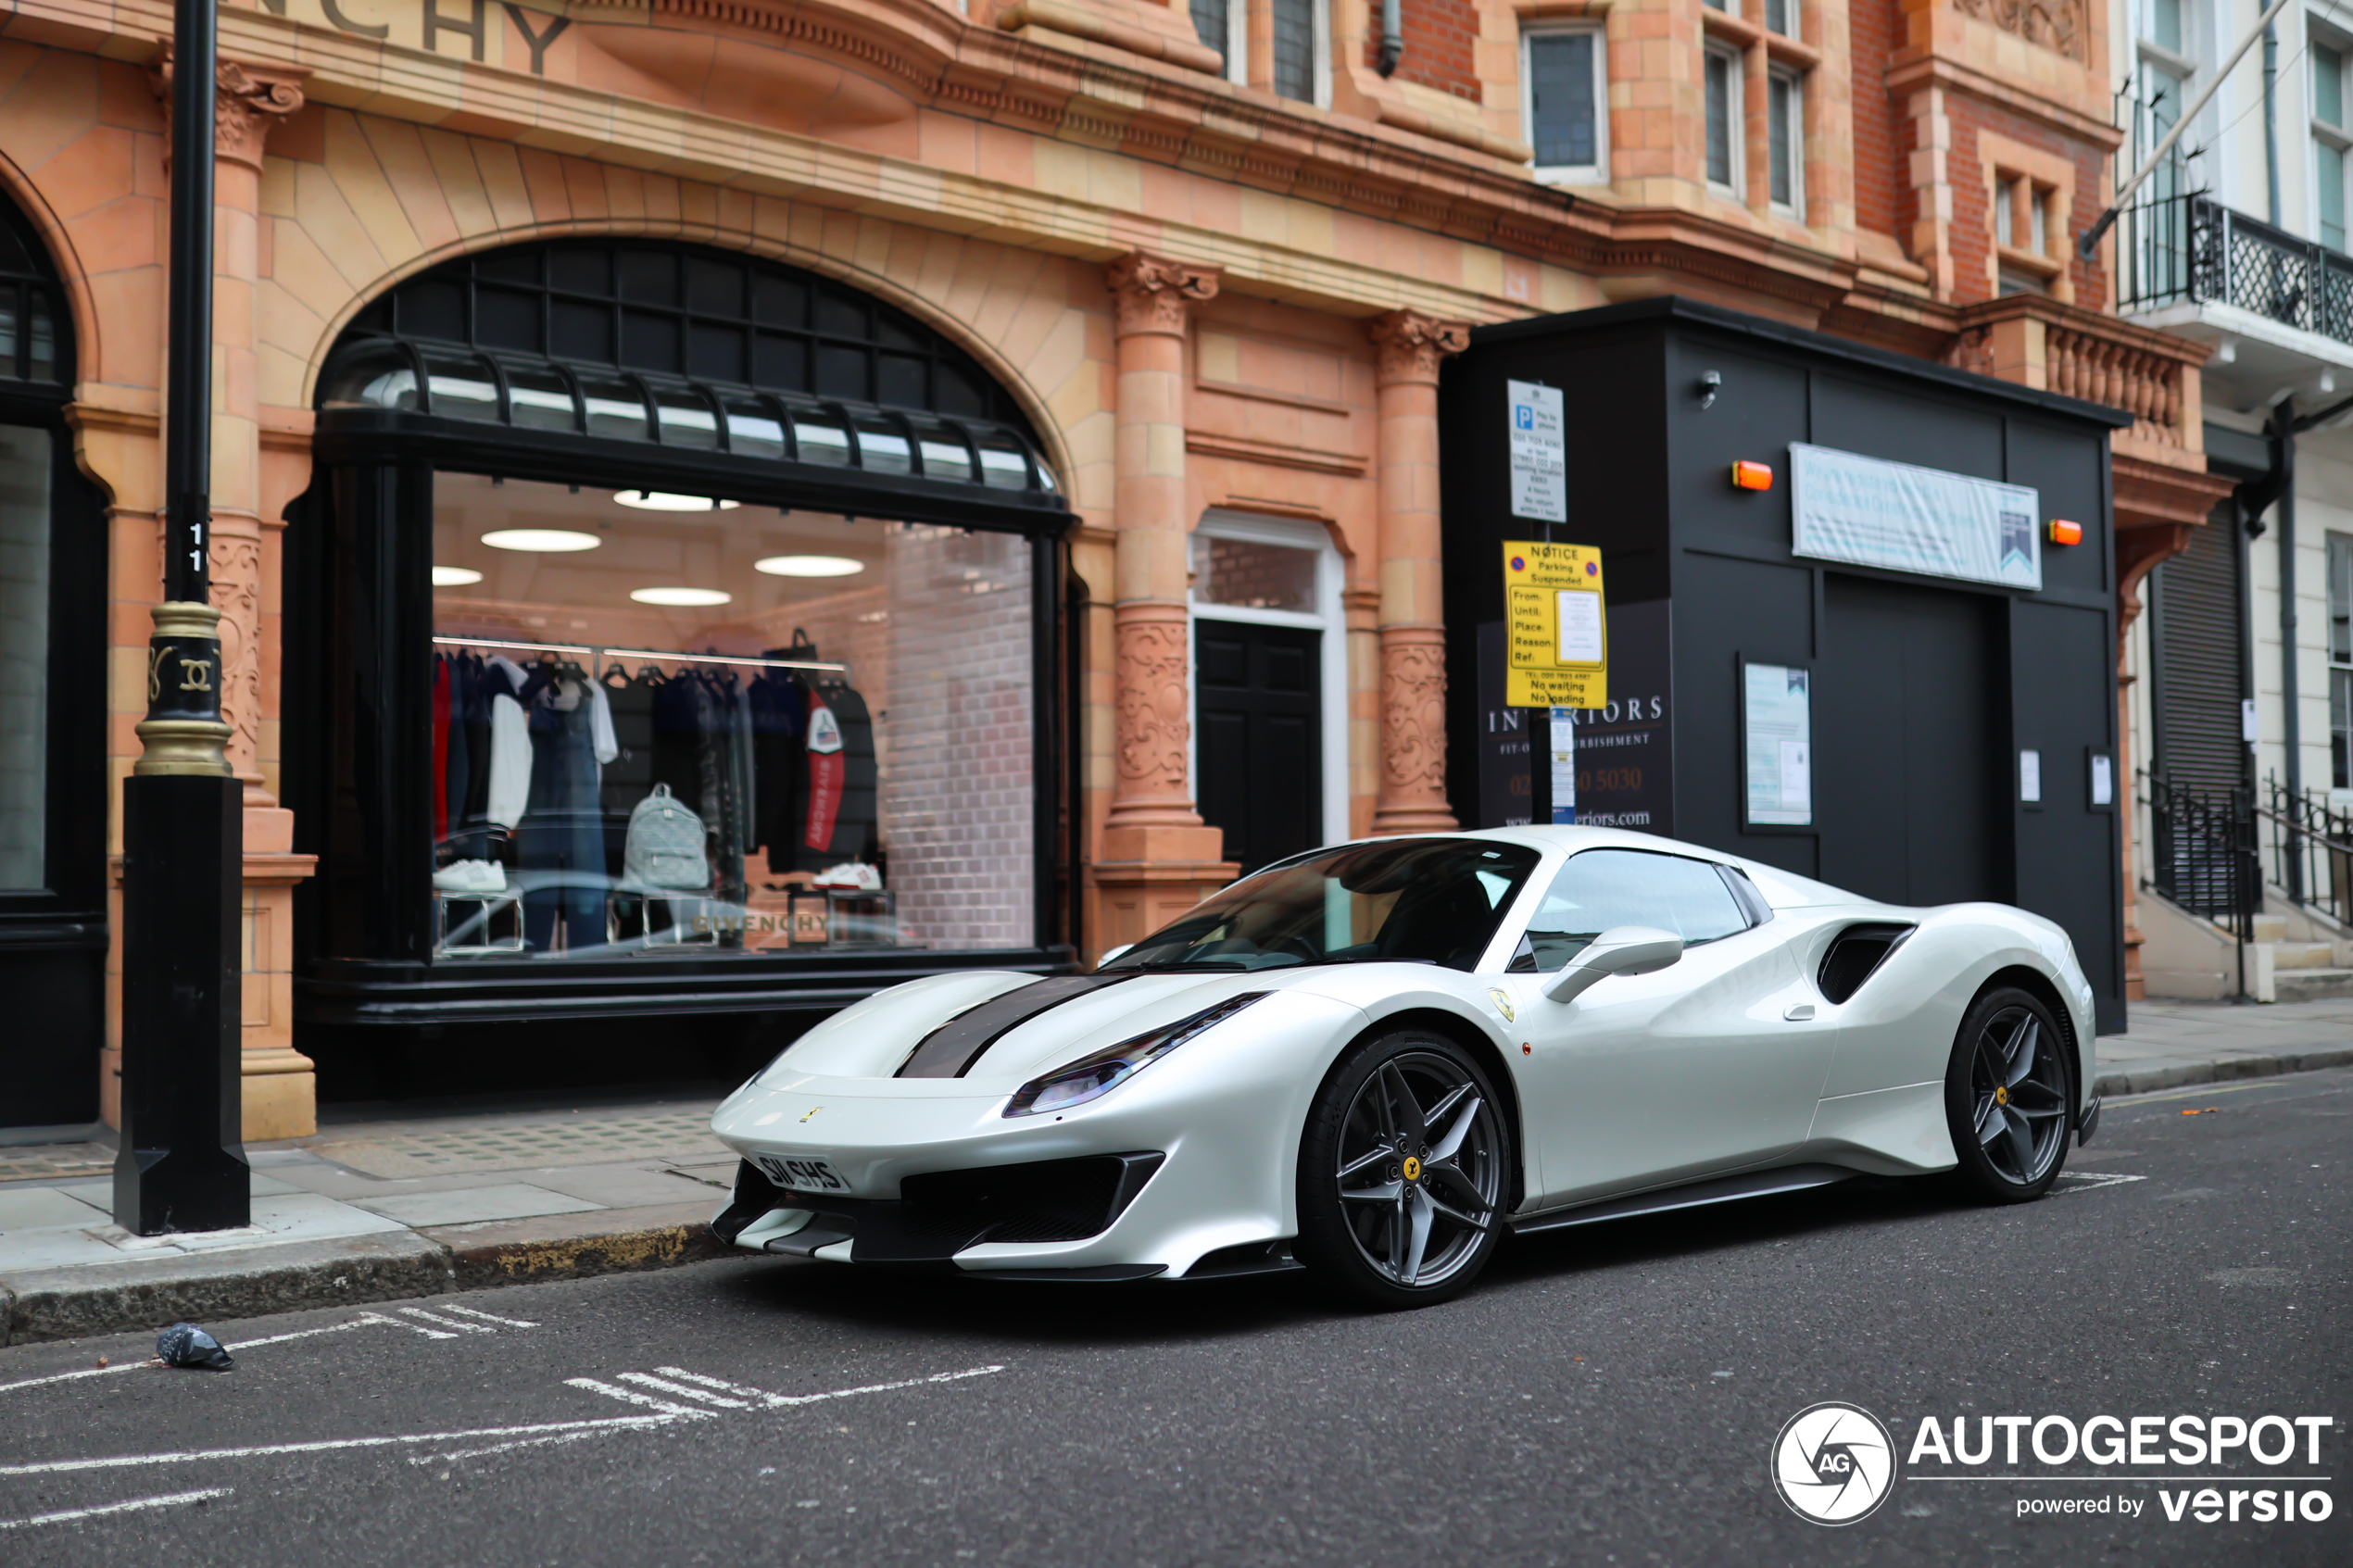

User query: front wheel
[1295,1033,1511,1310]
[1943,986,2072,1203]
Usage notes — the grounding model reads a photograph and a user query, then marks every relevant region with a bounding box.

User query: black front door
[1195,621,1322,874]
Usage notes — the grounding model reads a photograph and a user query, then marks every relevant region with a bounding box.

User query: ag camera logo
[1773,1402,1897,1524]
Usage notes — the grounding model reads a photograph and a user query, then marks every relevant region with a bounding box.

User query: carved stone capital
[1106,251,1221,337]
[154,52,308,171]
[1367,309,1472,386]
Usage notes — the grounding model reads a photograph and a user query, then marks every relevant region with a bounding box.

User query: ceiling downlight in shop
[756,555,865,577]
[483,528,601,552]
[431,566,484,586]
[628,586,735,607]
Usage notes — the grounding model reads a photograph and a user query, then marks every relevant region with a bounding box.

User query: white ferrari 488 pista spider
[710,827,2099,1307]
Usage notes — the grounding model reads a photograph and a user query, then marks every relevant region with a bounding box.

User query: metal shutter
[2153,506,2245,795]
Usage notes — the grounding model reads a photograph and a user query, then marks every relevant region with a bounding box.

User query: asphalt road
[3,1068,2347,1567]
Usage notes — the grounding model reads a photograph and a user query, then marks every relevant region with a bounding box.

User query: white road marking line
[432,1304,539,1329]
[354,1311,456,1339]
[2052,1171,2148,1195]
[397,1307,494,1334]
[0,1414,674,1477]
[563,1379,718,1419]
[405,1428,619,1466]
[615,1372,750,1409]
[645,1364,1008,1410]
[0,1320,378,1399]
[0,1487,233,1530]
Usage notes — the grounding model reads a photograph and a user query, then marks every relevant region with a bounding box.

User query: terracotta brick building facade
[0,0,2229,1138]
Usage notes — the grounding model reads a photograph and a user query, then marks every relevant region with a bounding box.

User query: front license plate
[753,1153,850,1195]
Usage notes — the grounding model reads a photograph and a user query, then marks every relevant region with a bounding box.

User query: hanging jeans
[521,697,606,951]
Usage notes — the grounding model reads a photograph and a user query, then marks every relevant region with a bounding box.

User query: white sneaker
[434,859,508,893]
[812,861,882,891]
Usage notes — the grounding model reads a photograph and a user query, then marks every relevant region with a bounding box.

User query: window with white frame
[2314,33,2351,252]
[1524,26,1606,182]
[2331,533,2353,786]
[1765,0,1797,36]
[1270,0,1324,104]
[1705,43,1743,196]
[1768,68,1803,213]
[1994,172,2058,294]
[1189,0,1246,82]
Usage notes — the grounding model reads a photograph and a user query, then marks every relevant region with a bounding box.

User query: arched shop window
[0,192,107,1131]
[291,241,1076,1037]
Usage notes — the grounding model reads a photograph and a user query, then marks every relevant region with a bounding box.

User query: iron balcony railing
[2117,193,2353,348]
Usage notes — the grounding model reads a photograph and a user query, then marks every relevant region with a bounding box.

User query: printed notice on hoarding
[1744,663,1811,826]
[1507,381,1567,522]
[1504,541,1606,709]
[1790,443,2043,591]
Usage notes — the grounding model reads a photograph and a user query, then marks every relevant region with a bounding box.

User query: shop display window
[429,471,1033,959]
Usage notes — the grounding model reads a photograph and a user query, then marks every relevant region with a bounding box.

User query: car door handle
[1784,1004,1817,1022]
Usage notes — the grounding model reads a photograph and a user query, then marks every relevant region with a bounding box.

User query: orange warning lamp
[1730,460,1775,491]
[2047,519,2084,546]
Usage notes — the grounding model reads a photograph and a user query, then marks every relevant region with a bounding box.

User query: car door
[1494,847,1833,1210]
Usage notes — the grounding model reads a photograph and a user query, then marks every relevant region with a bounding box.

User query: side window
[1510,849,1753,972]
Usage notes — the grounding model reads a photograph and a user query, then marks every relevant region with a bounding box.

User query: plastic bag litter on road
[155,1322,233,1370]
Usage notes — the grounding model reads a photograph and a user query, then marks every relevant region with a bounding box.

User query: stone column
[157,55,318,1137]
[1089,251,1233,954]
[1367,309,1469,835]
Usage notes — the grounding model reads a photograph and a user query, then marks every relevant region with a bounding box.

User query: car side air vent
[1817,923,1917,1005]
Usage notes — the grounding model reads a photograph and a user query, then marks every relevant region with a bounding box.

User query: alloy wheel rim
[1969,1006,2068,1185]
[1334,1051,1503,1287]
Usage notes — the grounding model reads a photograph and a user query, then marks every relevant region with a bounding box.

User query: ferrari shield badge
[1487,988,1516,1023]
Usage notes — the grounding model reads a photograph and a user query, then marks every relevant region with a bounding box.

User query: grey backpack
[623,784,710,889]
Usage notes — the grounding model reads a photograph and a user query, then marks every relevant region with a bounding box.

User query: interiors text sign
[1503,541,1606,709]
[1476,602,1671,834]
[1790,443,2042,591]
[1506,381,1567,521]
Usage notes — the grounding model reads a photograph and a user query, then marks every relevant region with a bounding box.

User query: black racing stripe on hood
[895,972,1143,1079]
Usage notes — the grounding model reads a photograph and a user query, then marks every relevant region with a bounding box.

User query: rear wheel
[1296,1033,1510,1309]
[1943,986,2072,1202]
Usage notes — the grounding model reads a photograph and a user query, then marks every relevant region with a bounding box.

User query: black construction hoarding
[1441,297,2131,1033]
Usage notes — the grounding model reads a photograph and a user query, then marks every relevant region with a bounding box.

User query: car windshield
[1102,838,1542,972]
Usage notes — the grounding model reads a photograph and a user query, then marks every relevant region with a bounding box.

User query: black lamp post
[112,0,250,1236]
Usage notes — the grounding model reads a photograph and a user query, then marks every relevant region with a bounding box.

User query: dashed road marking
[2052,1171,2147,1195]
[614,1372,751,1409]
[0,1487,232,1530]
[396,1307,497,1335]
[563,1379,716,1419]
[433,1304,539,1329]
[0,1416,673,1478]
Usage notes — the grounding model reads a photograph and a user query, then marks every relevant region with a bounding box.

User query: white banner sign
[1507,380,1566,522]
[1790,443,2042,591]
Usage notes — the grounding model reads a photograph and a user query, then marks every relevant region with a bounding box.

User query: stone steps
[2274,968,2353,1003]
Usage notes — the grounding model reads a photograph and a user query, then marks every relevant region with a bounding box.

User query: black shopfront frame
[285,407,1081,1065]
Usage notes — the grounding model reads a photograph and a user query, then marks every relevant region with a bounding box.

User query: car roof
[1328,825,1866,910]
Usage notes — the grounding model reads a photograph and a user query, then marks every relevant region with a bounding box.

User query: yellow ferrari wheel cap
[1994,1085,2007,1107]
[1401,1156,1422,1182]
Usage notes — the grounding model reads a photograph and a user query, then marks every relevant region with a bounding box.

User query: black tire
[1296,1031,1512,1310]
[1943,985,2073,1203]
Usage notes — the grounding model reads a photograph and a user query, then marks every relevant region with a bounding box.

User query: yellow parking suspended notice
[1503,541,1607,709]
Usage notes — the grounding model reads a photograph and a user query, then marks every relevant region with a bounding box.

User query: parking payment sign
[1506,381,1566,522]
[1504,542,1606,709]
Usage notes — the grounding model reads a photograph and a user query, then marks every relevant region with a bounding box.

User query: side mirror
[1541,925,1684,1003]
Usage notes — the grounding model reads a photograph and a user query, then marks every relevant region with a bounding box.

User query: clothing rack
[432,634,848,676]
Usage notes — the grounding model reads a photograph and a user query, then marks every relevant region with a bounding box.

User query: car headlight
[1003,993,1268,1118]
